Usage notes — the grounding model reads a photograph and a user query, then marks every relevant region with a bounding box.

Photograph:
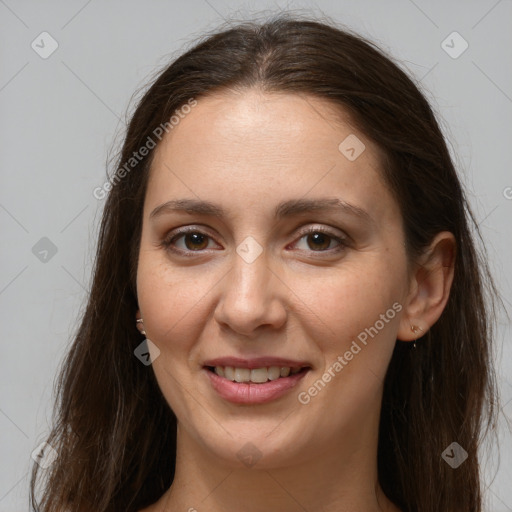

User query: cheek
[292,272,403,436]
[287,255,405,349]
[136,256,219,356]
[136,258,215,415]
[137,260,177,335]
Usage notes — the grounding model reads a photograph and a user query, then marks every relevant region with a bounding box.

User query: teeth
[267,366,281,380]
[280,367,291,377]
[212,365,304,383]
[234,368,251,383]
[224,366,235,381]
[250,368,269,383]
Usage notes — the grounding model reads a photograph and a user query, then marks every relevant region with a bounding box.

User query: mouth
[202,358,311,404]
[204,365,309,383]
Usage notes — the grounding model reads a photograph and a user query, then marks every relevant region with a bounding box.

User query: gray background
[1,0,511,510]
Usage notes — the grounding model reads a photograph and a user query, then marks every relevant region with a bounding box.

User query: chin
[181,416,319,470]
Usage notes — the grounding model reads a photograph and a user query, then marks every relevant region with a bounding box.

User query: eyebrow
[150,197,373,224]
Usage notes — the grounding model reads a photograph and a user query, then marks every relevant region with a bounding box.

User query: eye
[160,225,348,257]
[162,228,219,256]
[292,227,347,253]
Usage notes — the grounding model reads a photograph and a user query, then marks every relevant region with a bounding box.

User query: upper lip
[203,356,311,369]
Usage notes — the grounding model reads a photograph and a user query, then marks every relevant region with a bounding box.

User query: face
[136,90,412,469]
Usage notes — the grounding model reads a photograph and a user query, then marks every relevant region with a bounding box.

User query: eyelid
[293,223,349,242]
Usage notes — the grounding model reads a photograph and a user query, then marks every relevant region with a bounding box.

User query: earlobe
[397,231,456,342]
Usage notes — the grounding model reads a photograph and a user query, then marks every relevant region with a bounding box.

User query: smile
[203,363,310,404]
[208,365,304,383]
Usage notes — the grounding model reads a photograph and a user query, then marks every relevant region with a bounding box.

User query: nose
[213,250,288,338]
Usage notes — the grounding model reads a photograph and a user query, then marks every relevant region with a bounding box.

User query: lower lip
[204,368,309,404]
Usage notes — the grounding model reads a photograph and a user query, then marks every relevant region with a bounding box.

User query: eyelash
[160,225,348,257]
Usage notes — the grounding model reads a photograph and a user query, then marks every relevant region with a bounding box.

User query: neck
[152,409,399,512]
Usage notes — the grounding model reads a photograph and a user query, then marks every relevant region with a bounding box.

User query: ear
[397,232,456,341]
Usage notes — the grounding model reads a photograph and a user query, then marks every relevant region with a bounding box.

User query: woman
[30,14,498,512]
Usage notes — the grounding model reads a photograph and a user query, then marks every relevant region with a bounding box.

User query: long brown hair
[30,14,499,512]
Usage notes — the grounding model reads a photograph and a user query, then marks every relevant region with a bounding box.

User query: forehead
[145,90,399,226]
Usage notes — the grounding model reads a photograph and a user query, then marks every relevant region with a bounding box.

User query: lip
[203,366,310,406]
[203,356,310,370]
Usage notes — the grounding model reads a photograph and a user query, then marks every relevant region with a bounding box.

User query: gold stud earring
[136,318,146,336]
[410,325,423,349]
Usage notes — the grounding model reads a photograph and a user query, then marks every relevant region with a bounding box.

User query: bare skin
[136,90,455,512]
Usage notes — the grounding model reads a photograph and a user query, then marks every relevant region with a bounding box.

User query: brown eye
[162,229,218,255]
[293,228,347,253]
[182,232,209,251]
[306,232,332,251]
